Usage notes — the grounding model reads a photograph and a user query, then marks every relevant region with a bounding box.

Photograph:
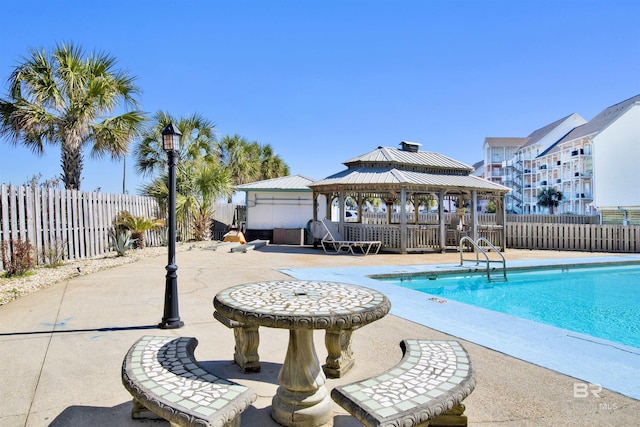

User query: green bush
[113,211,164,249]
[43,239,66,267]
[109,229,135,256]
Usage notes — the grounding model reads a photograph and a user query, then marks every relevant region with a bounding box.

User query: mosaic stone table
[213,280,391,427]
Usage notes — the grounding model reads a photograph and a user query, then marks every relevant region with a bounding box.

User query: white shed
[235,175,319,244]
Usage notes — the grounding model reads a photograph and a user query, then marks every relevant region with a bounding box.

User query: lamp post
[158,123,184,329]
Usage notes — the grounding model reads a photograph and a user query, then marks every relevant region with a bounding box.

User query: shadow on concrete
[239,405,283,426]
[48,402,168,426]
[257,244,327,255]
[0,325,158,337]
[333,414,363,427]
[199,360,282,386]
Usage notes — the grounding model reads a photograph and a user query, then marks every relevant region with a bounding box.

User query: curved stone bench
[121,335,257,427]
[331,339,476,427]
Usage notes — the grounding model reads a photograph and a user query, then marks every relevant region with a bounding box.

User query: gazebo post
[338,192,345,233]
[471,190,478,241]
[326,194,332,220]
[499,194,507,251]
[439,191,446,252]
[400,186,407,254]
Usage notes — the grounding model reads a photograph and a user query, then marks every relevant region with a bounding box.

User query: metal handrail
[459,236,507,281]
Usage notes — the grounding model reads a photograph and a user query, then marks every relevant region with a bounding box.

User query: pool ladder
[459,236,507,282]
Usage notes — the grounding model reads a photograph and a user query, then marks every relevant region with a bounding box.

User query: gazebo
[308,142,511,254]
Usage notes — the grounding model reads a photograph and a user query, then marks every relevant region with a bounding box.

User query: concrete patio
[1,244,638,427]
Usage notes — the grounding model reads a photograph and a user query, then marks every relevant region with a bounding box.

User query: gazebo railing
[341,222,505,252]
[343,223,440,252]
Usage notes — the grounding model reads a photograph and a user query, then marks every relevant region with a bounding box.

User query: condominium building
[481,94,640,222]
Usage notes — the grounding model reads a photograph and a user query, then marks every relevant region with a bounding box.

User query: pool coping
[280,255,640,400]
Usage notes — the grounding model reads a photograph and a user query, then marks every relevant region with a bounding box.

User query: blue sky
[1,0,639,195]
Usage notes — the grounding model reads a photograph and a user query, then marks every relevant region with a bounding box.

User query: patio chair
[317,218,382,255]
[447,215,469,248]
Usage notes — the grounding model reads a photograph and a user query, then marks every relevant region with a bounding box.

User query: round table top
[214,280,391,330]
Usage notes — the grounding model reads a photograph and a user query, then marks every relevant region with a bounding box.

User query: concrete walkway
[1,245,638,427]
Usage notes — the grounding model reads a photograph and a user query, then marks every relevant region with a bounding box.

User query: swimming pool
[377,264,640,349]
[282,255,640,399]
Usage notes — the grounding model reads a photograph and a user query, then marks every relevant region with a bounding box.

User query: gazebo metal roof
[309,145,511,195]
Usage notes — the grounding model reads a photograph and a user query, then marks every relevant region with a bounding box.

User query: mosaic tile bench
[121,335,257,427]
[331,339,476,427]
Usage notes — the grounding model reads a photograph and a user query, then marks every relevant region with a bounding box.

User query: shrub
[109,229,135,256]
[1,239,36,278]
[113,211,164,249]
[43,239,66,267]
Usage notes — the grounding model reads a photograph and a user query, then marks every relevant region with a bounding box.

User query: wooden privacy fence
[0,184,162,269]
[0,184,243,270]
[505,214,600,224]
[506,223,640,253]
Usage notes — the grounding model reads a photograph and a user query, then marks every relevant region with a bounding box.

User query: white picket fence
[0,185,242,270]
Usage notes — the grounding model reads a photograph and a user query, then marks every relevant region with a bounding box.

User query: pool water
[379,264,640,349]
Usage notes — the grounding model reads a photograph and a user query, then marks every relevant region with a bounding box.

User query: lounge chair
[317,218,382,255]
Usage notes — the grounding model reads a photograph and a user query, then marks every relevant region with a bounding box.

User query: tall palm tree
[537,187,563,214]
[260,143,290,180]
[218,134,261,185]
[0,42,146,190]
[134,111,218,178]
[137,113,232,240]
[218,134,261,202]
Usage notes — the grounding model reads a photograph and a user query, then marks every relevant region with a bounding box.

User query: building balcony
[575,193,593,200]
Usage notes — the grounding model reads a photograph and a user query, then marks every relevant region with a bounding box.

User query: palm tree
[260,143,290,180]
[134,111,218,178]
[0,42,146,190]
[218,134,261,185]
[183,162,232,240]
[218,134,261,202]
[218,135,290,201]
[537,187,563,214]
[113,211,165,249]
[141,162,232,241]
[137,113,232,240]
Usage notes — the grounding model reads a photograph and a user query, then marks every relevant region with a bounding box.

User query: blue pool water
[379,264,640,349]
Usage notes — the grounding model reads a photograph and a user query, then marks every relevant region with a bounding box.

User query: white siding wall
[245,190,314,229]
[593,104,640,209]
[538,113,588,151]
